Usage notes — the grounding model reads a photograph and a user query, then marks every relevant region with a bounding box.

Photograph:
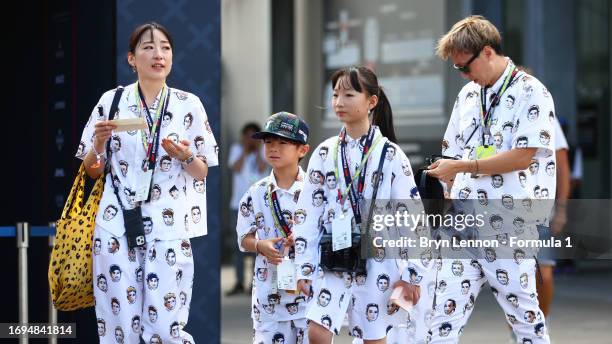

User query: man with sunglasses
[428,15,555,343]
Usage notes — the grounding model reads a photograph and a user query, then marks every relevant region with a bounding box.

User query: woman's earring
[131,65,136,73]
[368,108,372,116]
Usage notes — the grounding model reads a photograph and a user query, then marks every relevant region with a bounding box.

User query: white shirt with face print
[235,167,308,323]
[76,83,219,240]
[442,61,556,234]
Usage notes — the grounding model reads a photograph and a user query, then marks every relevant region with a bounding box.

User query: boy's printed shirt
[442,60,556,237]
[292,126,430,286]
[236,167,308,324]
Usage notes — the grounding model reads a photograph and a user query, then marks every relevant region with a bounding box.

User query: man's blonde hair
[436,15,502,60]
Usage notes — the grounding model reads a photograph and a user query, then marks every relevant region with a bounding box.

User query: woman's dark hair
[128,22,174,54]
[330,66,397,143]
[241,122,261,134]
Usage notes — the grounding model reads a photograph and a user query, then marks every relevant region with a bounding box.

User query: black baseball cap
[252,112,309,144]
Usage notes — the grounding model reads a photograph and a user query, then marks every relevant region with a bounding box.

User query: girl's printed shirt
[236,167,309,324]
[76,83,219,240]
[292,126,429,286]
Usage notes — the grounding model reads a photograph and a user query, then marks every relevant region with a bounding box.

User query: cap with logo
[251,112,309,144]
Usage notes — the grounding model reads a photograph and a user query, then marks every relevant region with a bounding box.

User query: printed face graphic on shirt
[76,142,86,158]
[318,289,331,307]
[108,237,120,253]
[191,206,201,223]
[146,273,159,290]
[491,174,504,188]
[459,187,471,200]
[164,293,177,310]
[111,297,120,315]
[514,249,525,264]
[124,188,137,206]
[119,160,129,177]
[497,269,509,285]
[162,112,173,127]
[366,304,379,322]
[136,267,143,282]
[545,161,556,176]
[539,131,550,145]
[183,113,193,130]
[507,293,519,308]
[114,327,124,343]
[131,316,141,333]
[148,307,158,322]
[444,299,456,315]
[477,190,488,205]
[254,213,265,229]
[162,209,174,226]
[166,249,176,266]
[461,280,471,294]
[286,302,298,315]
[151,185,161,201]
[524,310,536,323]
[109,264,122,282]
[451,261,464,276]
[97,319,106,336]
[294,210,306,225]
[502,195,514,209]
[97,274,108,292]
[494,132,503,148]
[374,247,385,262]
[272,333,285,344]
[516,137,529,149]
[355,272,366,285]
[127,287,137,304]
[309,170,324,185]
[294,237,307,255]
[94,238,102,255]
[385,146,396,161]
[301,263,314,276]
[193,179,205,193]
[377,274,390,292]
[181,240,192,257]
[143,217,153,235]
[160,156,172,172]
[529,159,539,175]
[312,189,325,207]
[103,205,118,221]
[262,303,275,314]
[325,173,337,189]
[256,268,268,281]
[194,136,205,151]
[319,147,328,160]
[505,95,515,109]
[110,135,121,153]
[321,316,332,329]
[252,306,260,321]
[527,105,539,122]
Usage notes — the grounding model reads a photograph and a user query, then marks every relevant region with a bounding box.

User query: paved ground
[221,260,612,343]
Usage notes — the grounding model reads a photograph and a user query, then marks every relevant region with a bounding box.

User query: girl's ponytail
[372,88,397,144]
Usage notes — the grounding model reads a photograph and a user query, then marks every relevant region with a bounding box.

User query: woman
[77,22,218,343]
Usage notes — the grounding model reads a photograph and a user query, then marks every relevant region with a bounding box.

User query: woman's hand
[258,237,284,265]
[427,159,460,185]
[161,138,193,161]
[93,121,117,152]
[393,280,421,304]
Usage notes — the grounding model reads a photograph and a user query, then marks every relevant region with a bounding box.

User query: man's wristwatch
[181,153,195,166]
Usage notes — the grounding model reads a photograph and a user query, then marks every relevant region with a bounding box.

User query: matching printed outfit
[430,60,556,343]
[292,126,434,341]
[236,168,310,343]
[78,83,218,343]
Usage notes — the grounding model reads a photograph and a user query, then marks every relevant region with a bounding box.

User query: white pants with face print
[428,254,550,343]
[306,259,408,341]
[93,225,195,344]
[253,319,308,344]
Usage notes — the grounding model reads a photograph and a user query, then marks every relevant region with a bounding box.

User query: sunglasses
[453,50,481,73]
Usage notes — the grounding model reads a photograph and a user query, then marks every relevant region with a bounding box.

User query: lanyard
[479,65,518,145]
[333,126,383,224]
[135,84,170,170]
[267,184,292,238]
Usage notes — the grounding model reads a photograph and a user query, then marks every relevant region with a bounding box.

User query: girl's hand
[93,121,117,151]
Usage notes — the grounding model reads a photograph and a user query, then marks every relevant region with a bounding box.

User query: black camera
[319,232,366,273]
[123,207,146,250]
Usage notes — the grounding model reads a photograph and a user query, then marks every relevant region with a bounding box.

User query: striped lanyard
[135,84,169,170]
[267,184,291,238]
[333,126,383,223]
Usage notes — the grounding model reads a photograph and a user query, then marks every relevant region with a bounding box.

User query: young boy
[236,112,311,343]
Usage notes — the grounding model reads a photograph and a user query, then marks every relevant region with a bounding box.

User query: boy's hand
[258,237,284,265]
[284,233,295,248]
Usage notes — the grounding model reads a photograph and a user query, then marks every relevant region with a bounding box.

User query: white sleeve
[554,118,569,151]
